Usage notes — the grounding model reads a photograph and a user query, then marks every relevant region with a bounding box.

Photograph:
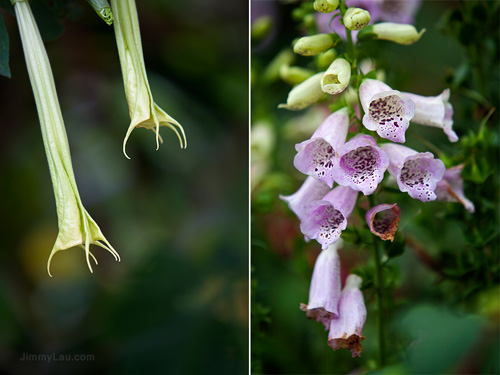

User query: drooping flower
[359,79,415,143]
[435,165,475,213]
[279,176,331,221]
[403,89,458,142]
[332,134,389,195]
[300,186,358,249]
[87,0,114,25]
[111,0,187,158]
[360,22,426,45]
[321,58,351,95]
[294,108,350,187]
[278,72,325,111]
[328,274,366,357]
[12,0,120,275]
[344,7,371,31]
[293,34,334,56]
[300,241,343,329]
[365,203,400,241]
[382,143,445,202]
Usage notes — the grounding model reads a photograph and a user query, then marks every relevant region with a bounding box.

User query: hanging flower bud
[381,143,445,202]
[332,134,389,195]
[321,58,351,95]
[314,0,339,13]
[300,186,358,249]
[435,165,475,213]
[361,22,426,45]
[403,89,458,142]
[300,241,343,329]
[279,64,314,85]
[328,274,367,357]
[365,203,401,241]
[294,108,350,187]
[293,34,334,56]
[11,0,120,275]
[316,49,337,71]
[344,7,371,31]
[279,176,331,221]
[278,72,324,111]
[359,79,415,143]
[111,0,187,158]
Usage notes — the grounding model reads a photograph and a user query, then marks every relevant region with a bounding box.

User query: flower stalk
[12,0,120,275]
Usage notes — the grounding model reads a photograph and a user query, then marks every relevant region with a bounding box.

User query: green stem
[373,241,386,367]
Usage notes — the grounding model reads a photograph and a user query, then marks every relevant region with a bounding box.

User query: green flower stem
[12,0,119,275]
[373,241,386,367]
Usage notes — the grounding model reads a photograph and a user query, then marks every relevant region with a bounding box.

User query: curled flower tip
[332,134,389,195]
[403,89,458,142]
[382,143,445,202]
[360,22,426,45]
[294,108,350,187]
[321,58,351,95]
[112,0,187,158]
[314,0,339,13]
[293,34,334,56]
[300,241,343,329]
[87,0,114,25]
[300,186,358,249]
[366,203,400,241]
[435,165,475,213]
[359,79,415,143]
[328,274,366,357]
[344,7,371,31]
[278,72,324,111]
[279,176,331,221]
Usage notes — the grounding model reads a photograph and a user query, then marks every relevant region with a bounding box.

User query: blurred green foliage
[251,0,499,374]
[0,0,248,374]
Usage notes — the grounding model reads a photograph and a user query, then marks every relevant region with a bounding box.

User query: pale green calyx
[278,72,324,111]
[293,34,334,56]
[313,0,339,13]
[321,57,351,95]
[344,7,371,31]
[12,0,119,276]
[111,0,187,159]
[87,0,114,25]
[364,22,426,45]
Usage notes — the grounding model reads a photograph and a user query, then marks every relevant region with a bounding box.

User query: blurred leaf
[0,10,10,78]
[401,305,484,374]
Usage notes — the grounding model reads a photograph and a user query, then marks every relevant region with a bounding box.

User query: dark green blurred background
[251,1,499,374]
[0,1,248,374]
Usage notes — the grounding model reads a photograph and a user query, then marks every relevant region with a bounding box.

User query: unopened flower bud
[251,15,273,42]
[316,49,336,70]
[314,0,339,13]
[294,34,334,56]
[279,65,315,85]
[361,22,426,45]
[321,57,351,95]
[278,72,324,111]
[344,7,371,30]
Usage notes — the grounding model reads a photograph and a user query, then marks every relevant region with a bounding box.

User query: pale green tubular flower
[11,0,120,276]
[111,0,187,159]
[87,0,114,26]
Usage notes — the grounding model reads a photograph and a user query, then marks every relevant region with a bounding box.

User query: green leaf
[0,10,9,78]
